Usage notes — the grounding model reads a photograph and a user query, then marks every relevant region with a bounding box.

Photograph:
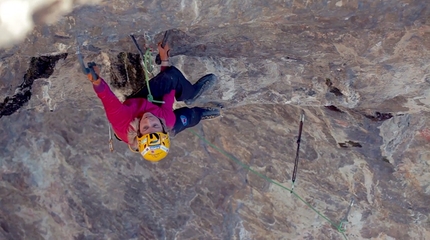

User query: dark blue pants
[127,66,203,135]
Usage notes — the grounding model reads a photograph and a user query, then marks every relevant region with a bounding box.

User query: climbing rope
[130,34,164,104]
[188,129,349,240]
[142,48,164,104]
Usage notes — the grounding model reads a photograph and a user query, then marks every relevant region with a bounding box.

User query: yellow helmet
[137,132,170,162]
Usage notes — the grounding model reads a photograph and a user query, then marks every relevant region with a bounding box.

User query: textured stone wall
[1,0,430,239]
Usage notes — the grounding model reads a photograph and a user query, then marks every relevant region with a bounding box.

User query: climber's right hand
[86,63,101,84]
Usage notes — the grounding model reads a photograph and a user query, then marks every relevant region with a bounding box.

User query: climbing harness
[291,110,305,192]
[129,34,164,104]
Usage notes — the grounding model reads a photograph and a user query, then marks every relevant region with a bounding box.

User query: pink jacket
[93,79,176,143]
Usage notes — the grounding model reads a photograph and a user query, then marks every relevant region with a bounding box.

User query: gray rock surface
[1,0,430,239]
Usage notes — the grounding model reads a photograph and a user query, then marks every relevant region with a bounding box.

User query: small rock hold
[338,141,362,148]
[329,87,344,96]
[365,112,393,121]
[325,105,344,113]
[325,78,333,87]
[86,44,101,52]
[381,157,390,164]
[307,89,316,96]
[325,78,344,96]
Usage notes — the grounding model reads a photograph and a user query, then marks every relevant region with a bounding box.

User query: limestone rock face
[1,0,430,239]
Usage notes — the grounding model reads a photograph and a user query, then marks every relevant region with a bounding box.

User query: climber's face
[139,112,163,135]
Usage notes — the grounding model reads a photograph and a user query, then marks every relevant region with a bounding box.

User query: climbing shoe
[200,107,221,120]
[185,74,217,105]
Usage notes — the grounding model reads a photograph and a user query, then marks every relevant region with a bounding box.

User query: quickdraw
[291,110,305,193]
[108,124,114,152]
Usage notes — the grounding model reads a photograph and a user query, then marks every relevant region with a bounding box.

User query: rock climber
[86,42,220,162]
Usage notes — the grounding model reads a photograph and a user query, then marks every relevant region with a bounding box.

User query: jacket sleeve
[160,66,168,72]
[93,79,134,129]
[161,90,175,111]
